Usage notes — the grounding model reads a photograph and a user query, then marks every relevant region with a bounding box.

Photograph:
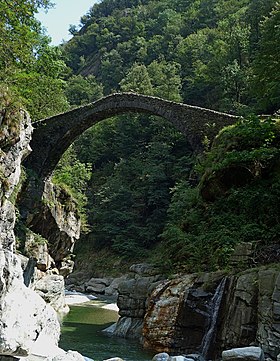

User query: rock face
[0,109,32,249]
[17,176,80,315]
[32,274,69,315]
[143,272,225,358]
[0,108,60,356]
[219,268,280,358]
[0,251,60,356]
[110,264,164,340]
[21,179,80,272]
[142,268,280,359]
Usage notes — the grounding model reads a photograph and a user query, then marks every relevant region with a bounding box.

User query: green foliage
[0,1,72,121]
[147,60,182,101]
[120,63,153,95]
[159,116,280,272]
[58,0,279,268]
[62,0,278,113]
[0,85,23,150]
[12,72,69,120]
[252,3,280,112]
[65,75,103,107]
[198,116,280,173]
[68,113,192,258]
[0,0,53,74]
[52,147,92,228]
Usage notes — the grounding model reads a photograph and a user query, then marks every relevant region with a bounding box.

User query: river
[59,300,154,361]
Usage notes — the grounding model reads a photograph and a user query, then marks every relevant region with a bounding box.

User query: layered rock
[0,108,60,356]
[20,179,80,273]
[32,274,69,315]
[218,267,280,358]
[107,264,164,340]
[0,251,60,356]
[222,347,265,361]
[143,272,225,357]
[143,267,280,359]
[17,177,80,315]
[0,109,32,249]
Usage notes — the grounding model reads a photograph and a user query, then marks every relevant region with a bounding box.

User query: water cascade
[201,277,227,358]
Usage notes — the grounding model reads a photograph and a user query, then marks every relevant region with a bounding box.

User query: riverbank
[65,290,119,312]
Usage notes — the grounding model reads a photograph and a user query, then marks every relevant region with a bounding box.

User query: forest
[1,0,280,273]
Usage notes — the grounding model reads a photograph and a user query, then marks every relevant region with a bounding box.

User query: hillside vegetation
[1,0,280,274]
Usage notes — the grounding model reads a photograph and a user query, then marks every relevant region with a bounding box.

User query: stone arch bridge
[24,92,238,180]
[19,92,239,269]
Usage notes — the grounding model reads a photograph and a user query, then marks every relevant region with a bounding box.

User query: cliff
[111,265,280,359]
[0,101,60,356]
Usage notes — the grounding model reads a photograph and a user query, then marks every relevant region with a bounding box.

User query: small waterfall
[201,277,227,359]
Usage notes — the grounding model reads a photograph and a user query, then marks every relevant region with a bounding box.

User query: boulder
[222,347,264,361]
[47,350,85,361]
[85,278,112,294]
[130,263,159,277]
[104,276,127,297]
[59,259,75,278]
[0,251,60,356]
[143,273,225,355]
[32,274,69,315]
[25,233,54,272]
[152,353,170,361]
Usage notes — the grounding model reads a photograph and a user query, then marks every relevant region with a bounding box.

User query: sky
[36,0,98,45]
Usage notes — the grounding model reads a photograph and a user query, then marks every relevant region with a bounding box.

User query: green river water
[59,301,154,361]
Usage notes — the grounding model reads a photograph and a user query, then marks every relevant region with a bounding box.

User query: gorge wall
[113,266,280,359]
[0,108,60,356]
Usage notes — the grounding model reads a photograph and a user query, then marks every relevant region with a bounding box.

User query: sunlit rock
[0,108,60,356]
[222,347,264,361]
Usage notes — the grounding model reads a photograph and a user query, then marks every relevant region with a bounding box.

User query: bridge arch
[24,92,238,179]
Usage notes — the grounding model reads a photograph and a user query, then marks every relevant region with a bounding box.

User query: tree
[148,60,182,102]
[100,49,124,94]
[0,0,53,75]
[252,3,280,113]
[120,63,153,95]
[65,75,103,106]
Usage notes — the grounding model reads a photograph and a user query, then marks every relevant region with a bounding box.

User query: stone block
[222,347,264,361]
